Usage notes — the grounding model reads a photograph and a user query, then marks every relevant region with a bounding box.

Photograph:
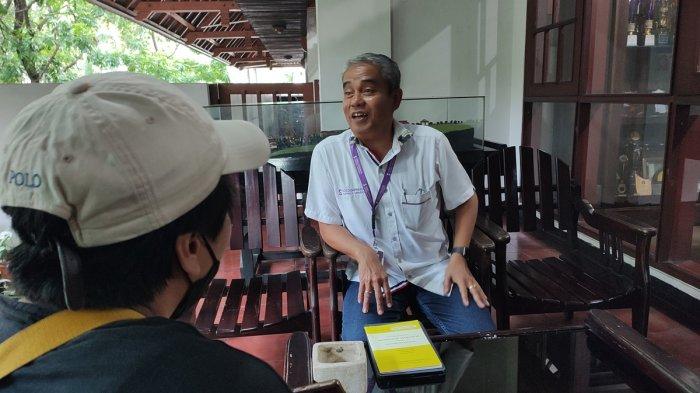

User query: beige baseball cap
[0,72,270,247]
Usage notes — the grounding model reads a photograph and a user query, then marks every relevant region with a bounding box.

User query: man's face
[342,63,402,138]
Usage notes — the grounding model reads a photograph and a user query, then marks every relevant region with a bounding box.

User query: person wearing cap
[305,53,495,341]
[0,72,290,392]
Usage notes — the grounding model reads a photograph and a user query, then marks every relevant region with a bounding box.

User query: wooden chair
[187,163,321,341]
[473,146,656,335]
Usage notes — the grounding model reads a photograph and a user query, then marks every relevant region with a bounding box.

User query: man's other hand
[357,247,392,315]
[443,254,489,308]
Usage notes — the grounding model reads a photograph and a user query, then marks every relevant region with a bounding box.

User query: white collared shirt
[304,121,475,296]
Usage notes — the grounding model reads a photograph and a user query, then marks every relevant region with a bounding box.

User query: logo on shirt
[337,187,364,196]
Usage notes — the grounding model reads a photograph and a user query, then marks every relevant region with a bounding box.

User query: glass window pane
[536,0,553,28]
[662,106,700,274]
[560,23,575,82]
[556,0,576,22]
[534,32,544,83]
[583,103,667,208]
[585,0,678,94]
[545,29,558,82]
[530,103,576,166]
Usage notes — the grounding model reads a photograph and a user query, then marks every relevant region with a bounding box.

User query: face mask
[170,237,220,320]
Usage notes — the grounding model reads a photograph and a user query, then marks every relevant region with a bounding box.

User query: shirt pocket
[401,184,436,230]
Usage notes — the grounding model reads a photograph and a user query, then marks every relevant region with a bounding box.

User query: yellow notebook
[364,320,444,376]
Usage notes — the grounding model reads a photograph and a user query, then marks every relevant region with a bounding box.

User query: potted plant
[0,231,15,296]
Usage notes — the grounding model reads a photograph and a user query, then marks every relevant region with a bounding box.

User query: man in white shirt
[305,53,495,340]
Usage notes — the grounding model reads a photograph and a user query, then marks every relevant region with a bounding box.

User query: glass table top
[369,327,636,393]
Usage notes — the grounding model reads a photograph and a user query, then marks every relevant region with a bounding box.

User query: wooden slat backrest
[229,173,245,250]
[242,276,263,331]
[285,270,305,318]
[487,151,503,225]
[520,147,537,231]
[556,159,574,234]
[244,169,262,249]
[264,274,284,326]
[263,164,282,247]
[503,146,520,231]
[195,279,227,335]
[537,150,555,230]
[470,161,486,213]
[217,279,245,335]
[281,170,300,247]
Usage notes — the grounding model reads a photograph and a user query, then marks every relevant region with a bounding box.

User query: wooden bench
[473,146,656,335]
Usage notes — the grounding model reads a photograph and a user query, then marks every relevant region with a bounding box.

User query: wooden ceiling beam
[229,55,270,66]
[135,1,241,26]
[212,45,266,57]
[184,29,257,44]
[135,1,240,14]
[164,12,196,31]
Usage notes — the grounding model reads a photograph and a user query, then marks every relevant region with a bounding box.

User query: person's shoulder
[399,123,447,146]
[97,318,290,391]
[401,123,441,137]
[313,129,351,153]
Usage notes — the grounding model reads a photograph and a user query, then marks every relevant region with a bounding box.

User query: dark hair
[3,176,232,309]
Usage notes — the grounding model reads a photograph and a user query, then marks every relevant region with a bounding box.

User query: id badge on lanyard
[349,143,396,250]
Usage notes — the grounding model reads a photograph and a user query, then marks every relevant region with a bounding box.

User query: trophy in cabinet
[627,0,640,47]
[655,0,672,46]
[643,0,656,46]
[618,131,647,198]
[617,154,629,196]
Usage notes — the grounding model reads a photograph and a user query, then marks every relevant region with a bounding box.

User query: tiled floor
[213,233,700,378]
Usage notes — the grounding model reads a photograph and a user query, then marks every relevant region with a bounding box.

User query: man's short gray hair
[346,53,401,92]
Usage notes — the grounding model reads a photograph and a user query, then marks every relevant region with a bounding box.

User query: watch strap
[450,246,469,256]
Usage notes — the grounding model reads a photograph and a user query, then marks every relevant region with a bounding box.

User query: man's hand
[443,253,489,308]
[357,247,392,315]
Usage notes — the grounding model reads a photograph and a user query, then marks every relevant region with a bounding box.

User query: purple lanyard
[350,143,396,239]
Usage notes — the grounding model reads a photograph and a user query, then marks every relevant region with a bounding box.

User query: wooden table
[284,310,699,393]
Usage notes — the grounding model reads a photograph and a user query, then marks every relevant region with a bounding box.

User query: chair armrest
[299,224,322,258]
[299,221,339,259]
[585,310,700,393]
[293,380,346,393]
[577,199,657,244]
[284,331,313,389]
[475,214,510,245]
[470,228,495,253]
[321,238,338,260]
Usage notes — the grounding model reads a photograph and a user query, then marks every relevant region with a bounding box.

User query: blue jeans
[341,281,496,341]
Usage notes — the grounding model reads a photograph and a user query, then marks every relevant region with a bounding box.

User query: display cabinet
[522,0,700,287]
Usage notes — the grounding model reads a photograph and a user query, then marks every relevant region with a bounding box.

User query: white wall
[391,0,526,146]
[0,83,59,139]
[316,0,392,102]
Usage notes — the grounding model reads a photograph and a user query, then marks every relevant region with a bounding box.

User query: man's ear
[174,232,204,281]
[392,88,403,110]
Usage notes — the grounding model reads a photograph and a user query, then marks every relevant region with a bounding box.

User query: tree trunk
[13,0,41,82]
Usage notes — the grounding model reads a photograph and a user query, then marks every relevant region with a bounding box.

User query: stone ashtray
[312,341,367,393]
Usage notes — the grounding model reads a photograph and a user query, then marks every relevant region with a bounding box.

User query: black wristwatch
[450,246,469,257]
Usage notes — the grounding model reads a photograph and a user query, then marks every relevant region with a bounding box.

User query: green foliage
[0,231,13,261]
[0,0,229,83]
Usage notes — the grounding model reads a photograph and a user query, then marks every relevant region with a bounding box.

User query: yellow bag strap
[0,308,144,380]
